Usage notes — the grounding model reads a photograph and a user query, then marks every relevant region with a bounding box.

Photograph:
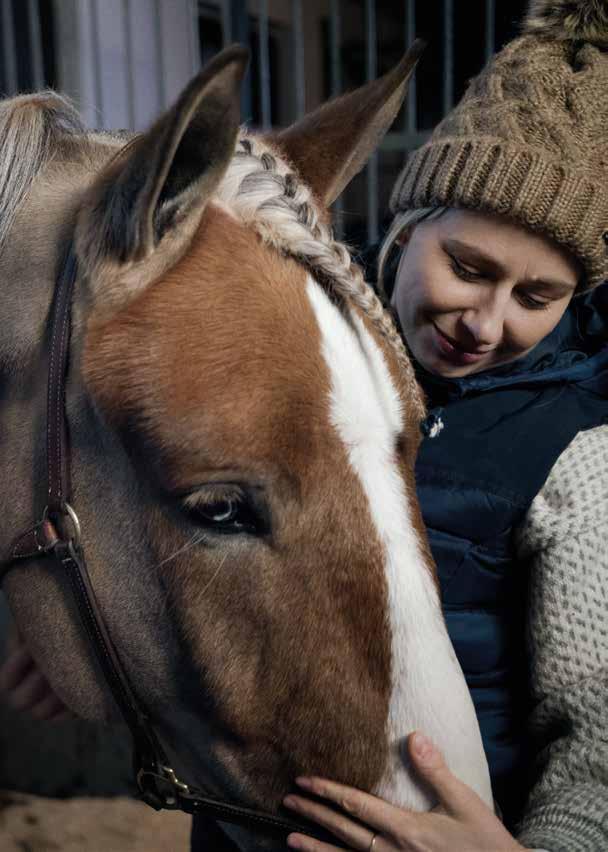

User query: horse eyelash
[183,486,246,512]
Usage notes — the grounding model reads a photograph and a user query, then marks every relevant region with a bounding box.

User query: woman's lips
[431,324,488,365]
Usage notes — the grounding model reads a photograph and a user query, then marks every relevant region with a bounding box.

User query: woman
[281,1,608,850]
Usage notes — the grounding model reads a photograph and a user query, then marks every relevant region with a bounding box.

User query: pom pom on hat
[523,0,608,47]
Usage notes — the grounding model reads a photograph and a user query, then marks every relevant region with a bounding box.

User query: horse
[0,45,492,851]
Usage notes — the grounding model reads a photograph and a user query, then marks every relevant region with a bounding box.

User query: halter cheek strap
[0,247,348,848]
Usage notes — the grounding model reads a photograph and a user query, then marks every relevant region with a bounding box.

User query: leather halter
[1,248,348,847]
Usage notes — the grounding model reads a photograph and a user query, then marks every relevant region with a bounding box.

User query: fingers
[407,733,486,820]
[0,644,35,691]
[0,646,70,721]
[286,831,349,851]
[6,668,69,718]
[9,669,52,710]
[28,692,70,721]
[4,621,24,657]
[284,793,374,851]
[287,776,408,838]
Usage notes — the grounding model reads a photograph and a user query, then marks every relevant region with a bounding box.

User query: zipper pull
[420,409,445,439]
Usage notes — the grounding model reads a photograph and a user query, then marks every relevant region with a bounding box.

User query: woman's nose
[460,301,505,348]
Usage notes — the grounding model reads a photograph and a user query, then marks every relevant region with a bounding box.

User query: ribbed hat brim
[390,138,608,291]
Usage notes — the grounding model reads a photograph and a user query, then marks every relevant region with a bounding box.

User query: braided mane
[217,133,426,422]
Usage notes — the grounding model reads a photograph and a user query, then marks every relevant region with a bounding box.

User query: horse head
[0,45,491,850]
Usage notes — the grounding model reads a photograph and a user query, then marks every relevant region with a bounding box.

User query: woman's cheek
[504,303,559,355]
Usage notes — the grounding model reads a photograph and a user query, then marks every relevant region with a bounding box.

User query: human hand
[0,626,70,721]
[283,731,526,851]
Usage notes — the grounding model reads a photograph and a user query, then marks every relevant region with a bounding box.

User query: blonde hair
[377,207,448,298]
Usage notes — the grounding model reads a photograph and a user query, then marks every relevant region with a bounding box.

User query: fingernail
[295,776,313,790]
[287,835,304,849]
[283,795,299,809]
[413,732,433,760]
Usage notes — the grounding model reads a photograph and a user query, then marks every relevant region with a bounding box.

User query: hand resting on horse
[283,732,527,852]
[0,624,70,721]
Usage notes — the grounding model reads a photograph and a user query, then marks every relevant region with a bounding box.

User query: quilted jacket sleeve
[511,425,608,852]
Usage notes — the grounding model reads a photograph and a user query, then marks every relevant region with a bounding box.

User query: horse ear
[267,41,424,207]
[77,45,248,295]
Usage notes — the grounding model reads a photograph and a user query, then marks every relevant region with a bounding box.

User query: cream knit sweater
[513,425,608,852]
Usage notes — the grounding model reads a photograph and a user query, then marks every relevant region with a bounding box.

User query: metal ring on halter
[42,502,81,548]
[368,832,379,851]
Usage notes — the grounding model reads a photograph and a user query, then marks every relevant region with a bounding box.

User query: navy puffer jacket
[413,283,608,826]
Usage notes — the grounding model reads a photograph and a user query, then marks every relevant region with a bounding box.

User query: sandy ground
[0,610,191,851]
[0,791,192,852]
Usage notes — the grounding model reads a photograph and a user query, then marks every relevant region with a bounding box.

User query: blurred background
[1,0,527,249]
[0,1,527,849]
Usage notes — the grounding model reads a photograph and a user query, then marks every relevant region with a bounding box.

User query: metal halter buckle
[42,502,81,548]
[137,764,191,809]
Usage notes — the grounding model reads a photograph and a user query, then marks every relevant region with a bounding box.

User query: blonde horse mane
[0,91,86,256]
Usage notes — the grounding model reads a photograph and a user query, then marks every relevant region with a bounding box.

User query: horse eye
[184,493,264,536]
[199,499,238,524]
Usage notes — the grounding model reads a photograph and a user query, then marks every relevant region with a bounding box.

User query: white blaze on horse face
[305,276,493,811]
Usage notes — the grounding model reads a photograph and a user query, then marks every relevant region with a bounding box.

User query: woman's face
[391,209,581,378]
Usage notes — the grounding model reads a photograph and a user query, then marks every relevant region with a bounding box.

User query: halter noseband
[0,247,348,848]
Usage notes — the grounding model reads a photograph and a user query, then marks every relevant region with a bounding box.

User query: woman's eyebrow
[520,277,576,296]
[442,238,504,274]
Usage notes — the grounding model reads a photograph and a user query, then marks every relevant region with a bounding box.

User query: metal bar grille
[380,131,430,152]
[442,0,454,114]
[189,0,201,75]
[291,0,305,119]
[221,0,232,45]
[91,0,104,127]
[258,0,271,128]
[230,0,251,121]
[153,0,167,110]
[27,0,45,90]
[405,0,416,134]
[1,0,18,95]
[485,0,496,61]
[329,0,342,96]
[123,0,136,128]
[365,0,378,245]
[0,1,501,251]
[329,0,343,236]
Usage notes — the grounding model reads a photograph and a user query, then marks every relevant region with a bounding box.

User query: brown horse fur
[272,41,425,209]
[84,205,393,801]
[0,44,491,851]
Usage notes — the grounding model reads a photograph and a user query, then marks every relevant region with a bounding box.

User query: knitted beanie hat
[390,0,608,291]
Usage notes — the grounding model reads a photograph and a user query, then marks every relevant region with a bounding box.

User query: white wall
[53,0,200,130]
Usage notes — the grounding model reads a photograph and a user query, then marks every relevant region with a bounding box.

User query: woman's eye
[518,292,551,311]
[449,255,481,282]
